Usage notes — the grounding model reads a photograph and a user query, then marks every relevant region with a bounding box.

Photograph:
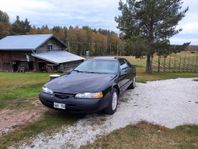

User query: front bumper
[39,92,111,113]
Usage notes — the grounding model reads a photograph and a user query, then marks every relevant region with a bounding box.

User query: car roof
[93,56,119,60]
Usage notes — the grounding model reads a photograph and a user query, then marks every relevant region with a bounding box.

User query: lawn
[123,51,198,68]
[0,72,50,109]
[135,67,198,83]
[81,122,198,149]
[0,58,197,149]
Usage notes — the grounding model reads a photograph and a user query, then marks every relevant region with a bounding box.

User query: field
[123,51,198,73]
[0,55,197,149]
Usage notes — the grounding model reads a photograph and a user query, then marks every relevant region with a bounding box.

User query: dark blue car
[39,57,136,115]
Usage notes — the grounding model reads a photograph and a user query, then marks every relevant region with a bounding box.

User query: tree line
[0,10,121,56]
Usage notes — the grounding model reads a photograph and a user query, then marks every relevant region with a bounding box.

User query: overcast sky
[0,0,197,45]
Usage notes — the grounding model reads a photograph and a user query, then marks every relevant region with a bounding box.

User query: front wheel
[104,88,118,115]
[128,77,136,89]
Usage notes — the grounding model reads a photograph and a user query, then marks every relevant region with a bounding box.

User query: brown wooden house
[0,34,84,72]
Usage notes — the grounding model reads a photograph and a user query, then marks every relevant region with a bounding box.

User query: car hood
[45,72,116,94]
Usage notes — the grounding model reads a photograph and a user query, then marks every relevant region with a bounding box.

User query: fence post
[178,56,181,72]
[157,55,161,73]
[188,54,191,72]
[190,54,193,72]
[183,56,186,72]
[196,53,198,72]
[173,54,176,72]
[193,54,196,72]
[163,56,166,72]
[168,55,171,72]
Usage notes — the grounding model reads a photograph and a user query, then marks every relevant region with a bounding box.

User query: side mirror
[120,68,127,76]
[50,74,60,80]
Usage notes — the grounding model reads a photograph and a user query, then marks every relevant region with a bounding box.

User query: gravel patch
[18,78,198,149]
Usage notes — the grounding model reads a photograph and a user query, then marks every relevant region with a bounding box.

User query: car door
[124,59,135,82]
[117,59,130,92]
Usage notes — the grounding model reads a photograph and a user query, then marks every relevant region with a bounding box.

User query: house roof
[0,34,66,51]
[32,51,84,65]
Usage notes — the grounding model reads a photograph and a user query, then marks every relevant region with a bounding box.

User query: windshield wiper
[86,71,111,74]
[73,70,91,73]
[73,70,111,74]
[73,70,83,73]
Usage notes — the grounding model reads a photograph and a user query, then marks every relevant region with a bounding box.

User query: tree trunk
[146,54,153,73]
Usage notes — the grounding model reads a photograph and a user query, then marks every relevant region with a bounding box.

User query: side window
[47,44,53,51]
[119,59,128,70]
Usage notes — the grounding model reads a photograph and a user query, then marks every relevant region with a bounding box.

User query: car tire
[128,77,136,89]
[104,88,118,115]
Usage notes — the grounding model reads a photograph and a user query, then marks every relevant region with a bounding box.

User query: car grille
[54,92,74,99]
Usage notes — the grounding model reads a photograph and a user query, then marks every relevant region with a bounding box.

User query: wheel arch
[112,84,120,95]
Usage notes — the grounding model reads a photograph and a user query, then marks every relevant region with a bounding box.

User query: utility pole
[117,43,119,56]
[109,43,112,56]
[67,41,70,52]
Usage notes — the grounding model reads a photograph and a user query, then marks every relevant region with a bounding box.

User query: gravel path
[18,78,198,149]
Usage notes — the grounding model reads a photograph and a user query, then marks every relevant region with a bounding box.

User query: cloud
[0,0,120,31]
[170,0,198,45]
[170,37,198,45]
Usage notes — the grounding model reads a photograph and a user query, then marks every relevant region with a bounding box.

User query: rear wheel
[104,88,118,115]
[128,77,136,89]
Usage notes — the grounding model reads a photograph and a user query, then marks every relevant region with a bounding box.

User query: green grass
[0,111,78,149]
[136,67,198,83]
[0,72,50,109]
[81,122,198,149]
[123,51,198,69]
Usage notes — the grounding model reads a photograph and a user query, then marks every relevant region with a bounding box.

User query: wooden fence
[153,52,198,73]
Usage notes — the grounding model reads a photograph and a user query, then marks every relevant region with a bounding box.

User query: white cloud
[0,0,120,30]
[0,0,54,13]
[179,22,198,35]
[170,37,198,45]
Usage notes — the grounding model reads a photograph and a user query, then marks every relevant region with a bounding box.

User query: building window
[47,44,53,51]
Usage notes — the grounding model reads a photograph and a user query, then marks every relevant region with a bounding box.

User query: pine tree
[12,16,31,35]
[115,0,188,73]
[0,10,11,39]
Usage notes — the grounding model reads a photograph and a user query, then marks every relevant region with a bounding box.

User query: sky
[0,0,197,45]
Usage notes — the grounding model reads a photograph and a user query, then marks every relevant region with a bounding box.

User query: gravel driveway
[18,78,198,149]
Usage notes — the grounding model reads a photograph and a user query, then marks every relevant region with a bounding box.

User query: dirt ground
[17,78,198,149]
[0,106,45,136]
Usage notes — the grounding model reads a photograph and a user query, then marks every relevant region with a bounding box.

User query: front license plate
[53,102,66,110]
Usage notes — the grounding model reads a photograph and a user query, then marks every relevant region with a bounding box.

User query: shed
[0,34,84,72]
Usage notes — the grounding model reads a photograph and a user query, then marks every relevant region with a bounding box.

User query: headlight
[75,92,103,99]
[42,86,53,95]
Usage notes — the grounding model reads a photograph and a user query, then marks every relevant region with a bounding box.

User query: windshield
[74,59,118,74]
